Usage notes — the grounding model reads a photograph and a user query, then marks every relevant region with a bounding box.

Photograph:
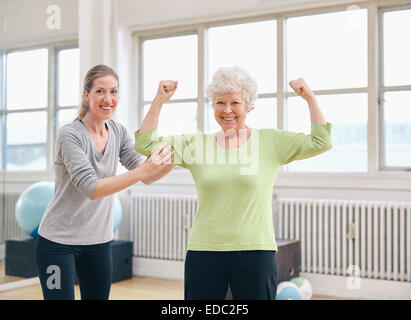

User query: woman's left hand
[289,78,315,101]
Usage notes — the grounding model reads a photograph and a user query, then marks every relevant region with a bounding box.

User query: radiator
[0,193,26,243]
[129,194,411,282]
[130,193,197,261]
[277,199,411,282]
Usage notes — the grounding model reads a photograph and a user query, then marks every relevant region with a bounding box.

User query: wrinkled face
[213,91,248,132]
[83,75,119,121]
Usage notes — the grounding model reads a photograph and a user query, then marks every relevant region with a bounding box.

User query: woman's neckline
[78,119,110,157]
[214,127,253,151]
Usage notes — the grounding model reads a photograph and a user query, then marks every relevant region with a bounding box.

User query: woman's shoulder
[254,128,279,137]
[56,120,87,142]
[107,119,128,134]
[57,120,81,135]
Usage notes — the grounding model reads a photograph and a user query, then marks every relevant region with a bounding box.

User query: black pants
[34,235,112,300]
[184,250,277,300]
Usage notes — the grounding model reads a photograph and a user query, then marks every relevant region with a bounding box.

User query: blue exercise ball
[15,181,123,238]
[15,181,55,238]
[275,281,301,300]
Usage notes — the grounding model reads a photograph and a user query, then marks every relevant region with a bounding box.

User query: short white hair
[206,66,257,111]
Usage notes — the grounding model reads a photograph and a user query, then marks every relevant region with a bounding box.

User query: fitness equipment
[291,276,313,300]
[15,181,123,238]
[275,281,301,300]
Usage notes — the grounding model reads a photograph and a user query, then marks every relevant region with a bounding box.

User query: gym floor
[0,260,342,300]
[0,276,346,300]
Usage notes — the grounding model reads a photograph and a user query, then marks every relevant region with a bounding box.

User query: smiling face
[83,75,119,121]
[213,91,249,132]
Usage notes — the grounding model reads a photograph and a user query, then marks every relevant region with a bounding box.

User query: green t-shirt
[135,123,332,251]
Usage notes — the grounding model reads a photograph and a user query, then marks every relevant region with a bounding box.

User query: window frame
[0,40,78,175]
[378,3,411,172]
[134,4,377,174]
[138,30,203,133]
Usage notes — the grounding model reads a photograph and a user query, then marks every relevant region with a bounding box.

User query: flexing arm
[139,80,178,133]
[289,78,327,124]
[273,78,332,165]
[134,80,178,182]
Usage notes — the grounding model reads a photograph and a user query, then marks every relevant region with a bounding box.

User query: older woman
[135,66,332,300]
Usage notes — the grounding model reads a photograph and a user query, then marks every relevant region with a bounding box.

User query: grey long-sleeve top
[38,119,142,245]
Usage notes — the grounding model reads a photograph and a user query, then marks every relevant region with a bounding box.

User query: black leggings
[184,250,277,300]
[34,235,112,300]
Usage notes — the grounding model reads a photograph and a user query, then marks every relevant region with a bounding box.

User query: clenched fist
[154,80,178,104]
[289,78,315,101]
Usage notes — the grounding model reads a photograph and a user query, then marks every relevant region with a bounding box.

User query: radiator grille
[130,193,197,261]
[129,193,411,282]
[278,199,411,282]
[0,193,26,244]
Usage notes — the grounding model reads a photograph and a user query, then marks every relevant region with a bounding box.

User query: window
[4,48,48,171]
[57,48,80,128]
[207,20,277,132]
[0,45,79,171]
[381,8,411,170]
[285,9,368,172]
[287,93,368,172]
[136,3,411,175]
[142,35,198,136]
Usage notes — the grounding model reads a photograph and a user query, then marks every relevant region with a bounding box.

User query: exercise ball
[15,181,55,238]
[15,181,123,238]
[113,195,122,232]
[291,277,312,300]
[275,281,301,300]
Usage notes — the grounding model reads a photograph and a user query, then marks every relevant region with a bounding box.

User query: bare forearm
[139,98,163,133]
[91,166,147,200]
[307,96,327,124]
[139,80,177,133]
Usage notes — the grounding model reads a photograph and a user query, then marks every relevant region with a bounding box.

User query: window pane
[384,91,411,167]
[58,108,78,128]
[143,35,197,100]
[208,20,276,94]
[58,48,80,106]
[383,9,411,86]
[246,98,277,129]
[287,9,367,90]
[6,111,47,170]
[286,93,367,172]
[6,48,48,109]
[143,102,198,136]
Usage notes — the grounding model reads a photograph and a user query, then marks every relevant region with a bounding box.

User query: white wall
[114,0,369,30]
[1,0,78,49]
[110,0,411,202]
[2,0,411,202]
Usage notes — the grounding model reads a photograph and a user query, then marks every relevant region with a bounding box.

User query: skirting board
[133,257,184,281]
[0,277,40,293]
[300,272,411,300]
[132,258,411,300]
[0,244,5,260]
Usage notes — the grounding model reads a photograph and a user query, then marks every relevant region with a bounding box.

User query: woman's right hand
[154,80,178,104]
[141,143,174,173]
